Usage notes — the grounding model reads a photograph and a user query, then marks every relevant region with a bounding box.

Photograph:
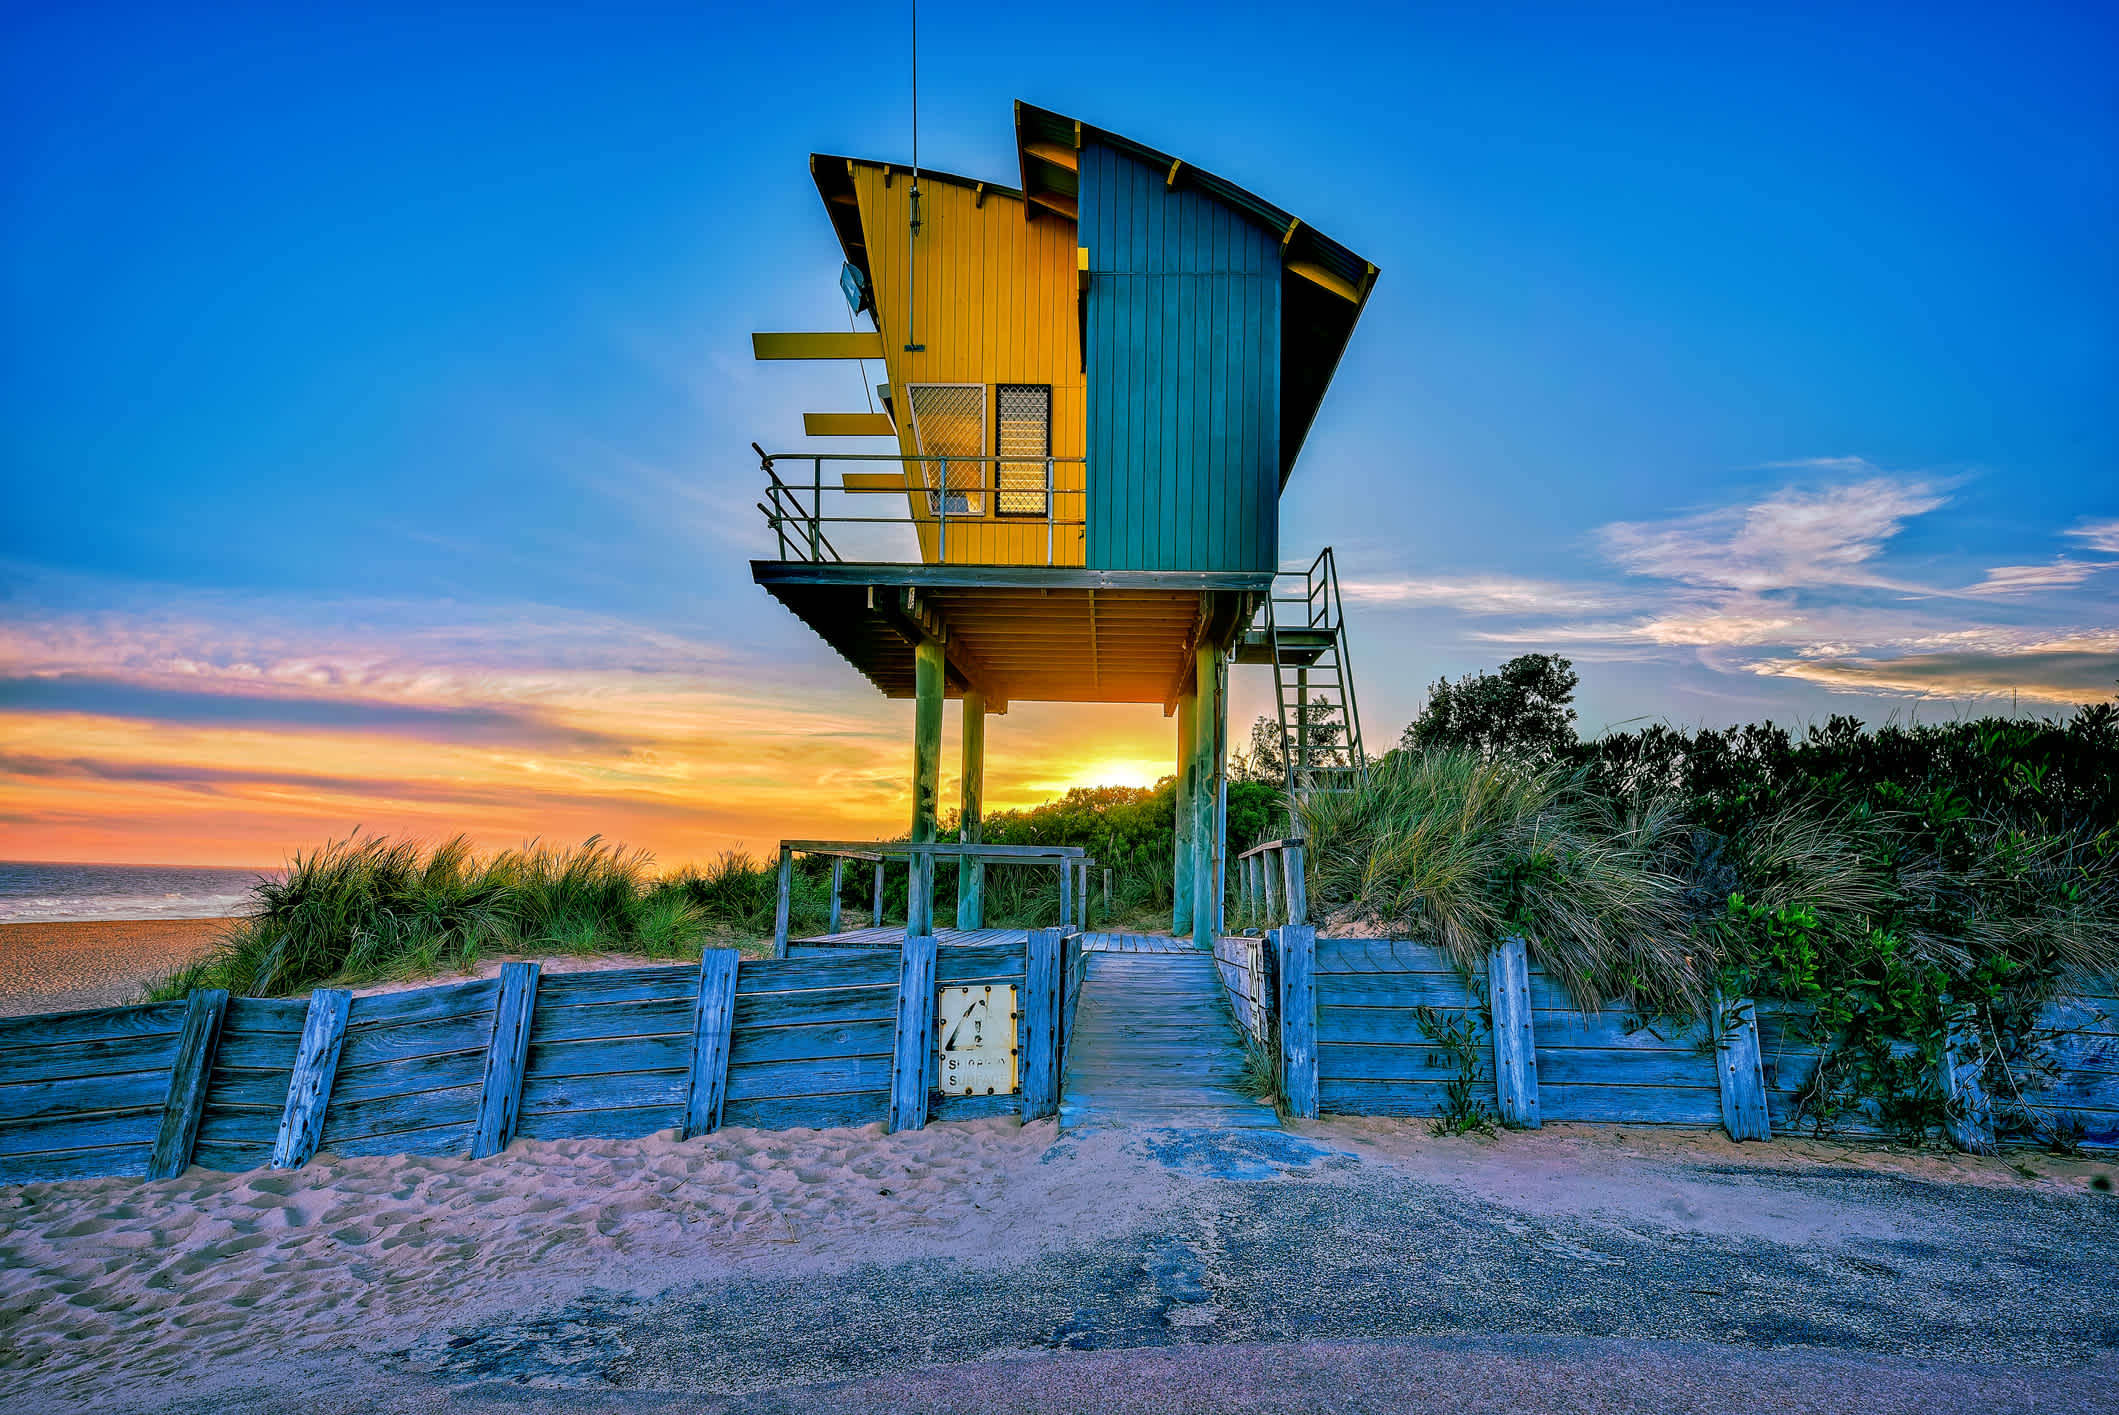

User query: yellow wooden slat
[803,412,896,437]
[843,472,912,493]
[752,332,886,360]
[1286,260,1361,303]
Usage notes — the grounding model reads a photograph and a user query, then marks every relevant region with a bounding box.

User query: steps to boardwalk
[1061,950,1279,1131]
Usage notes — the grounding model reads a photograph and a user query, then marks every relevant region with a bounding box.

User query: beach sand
[3,1109,2113,1411]
[0,919,235,1017]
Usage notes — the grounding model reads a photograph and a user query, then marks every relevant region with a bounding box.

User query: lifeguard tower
[749,101,1376,948]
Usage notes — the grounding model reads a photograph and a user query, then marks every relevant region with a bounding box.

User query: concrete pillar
[1173,685,1197,935]
[911,638,944,845]
[1190,643,1225,951]
[956,688,986,928]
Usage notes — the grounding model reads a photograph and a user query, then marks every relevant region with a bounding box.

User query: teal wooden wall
[1081,142,1281,572]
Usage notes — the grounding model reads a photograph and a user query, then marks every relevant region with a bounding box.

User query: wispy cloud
[1436,463,2118,707]
[1596,468,1949,592]
[1339,574,1631,614]
[2065,518,2119,555]
[1967,558,2112,595]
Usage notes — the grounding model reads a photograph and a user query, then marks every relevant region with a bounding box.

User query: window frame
[993,382,1053,520]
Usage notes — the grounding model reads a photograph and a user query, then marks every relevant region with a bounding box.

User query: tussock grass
[149,835,847,1000]
[1293,750,1701,1010]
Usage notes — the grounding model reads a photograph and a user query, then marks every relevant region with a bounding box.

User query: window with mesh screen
[995,384,1051,518]
[906,383,986,516]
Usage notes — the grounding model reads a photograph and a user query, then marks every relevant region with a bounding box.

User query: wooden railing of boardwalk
[769,841,1090,957]
[0,929,1062,1186]
[1209,844,2117,1150]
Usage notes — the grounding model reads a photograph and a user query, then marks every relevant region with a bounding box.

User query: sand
[0,919,235,1017]
[3,1108,2112,1411]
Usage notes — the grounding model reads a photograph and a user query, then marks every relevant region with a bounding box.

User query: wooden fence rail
[0,933,1047,1187]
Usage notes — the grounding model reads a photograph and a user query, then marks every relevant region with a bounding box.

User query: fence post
[470,962,540,1160]
[1940,1001,1997,1155]
[1714,990,1771,1142]
[1103,867,1112,918]
[1283,842,1309,928]
[908,851,934,938]
[683,949,741,1138]
[873,860,885,927]
[888,933,939,1133]
[1487,936,1541,1129]
[1276,925,1319,1119]
[1262,847,1282,925]
[271,988,351,1170]
[1058,860,1072,934]
[1022,929,1061,1121]
[772,846,794,958]
[829,858,843,935]
[148,987,228,1181]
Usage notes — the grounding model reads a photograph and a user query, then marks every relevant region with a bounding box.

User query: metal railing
[754,447,1089,566]
[1260,547,1369,794]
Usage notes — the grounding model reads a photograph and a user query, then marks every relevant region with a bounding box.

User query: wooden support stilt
[828,857,843,935]
[873,860,885,927]
[470,962,540,1159]
[888,933,939,1133]
[771,845,793,959]
[1487,937,1540,1129]
[147,988,227,1181]
[683,949,741,1137]
[271,988,351,1170]
[957,688,986,928]
[1190,642,1223,951]
[1173,682,1197,935]
[1276,925,1319,1119]
[1103,867,1112,917]
[1263,846,1283,925]
[911,636,944,845]
[1058,859,1072,932]
[1022,928,1061,1120]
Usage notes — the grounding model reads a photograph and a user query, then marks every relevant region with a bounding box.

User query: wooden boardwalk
[1061,949,1279,1131]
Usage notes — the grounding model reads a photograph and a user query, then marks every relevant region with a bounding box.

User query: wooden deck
[1060,950,1279,1131]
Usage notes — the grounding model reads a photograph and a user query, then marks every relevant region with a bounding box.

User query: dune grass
[147,834,846,1000]
[1292,750,1703,1010]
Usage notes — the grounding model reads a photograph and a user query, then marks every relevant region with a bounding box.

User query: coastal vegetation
[1295,656,2119,1146]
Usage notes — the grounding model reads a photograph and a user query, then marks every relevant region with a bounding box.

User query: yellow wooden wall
[849,162,1086,566]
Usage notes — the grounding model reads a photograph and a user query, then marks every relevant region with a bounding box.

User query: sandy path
[0,919,234,1016]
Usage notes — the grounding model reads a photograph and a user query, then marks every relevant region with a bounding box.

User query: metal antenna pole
[904,0,924,353]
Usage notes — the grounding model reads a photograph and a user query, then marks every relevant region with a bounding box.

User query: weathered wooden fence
[0,931,1064,1187]
[1225,926,2118,1151]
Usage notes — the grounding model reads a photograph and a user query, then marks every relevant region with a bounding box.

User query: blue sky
[3,2,2114,864]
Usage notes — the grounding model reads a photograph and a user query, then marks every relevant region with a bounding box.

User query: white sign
[937,984,1018,1096]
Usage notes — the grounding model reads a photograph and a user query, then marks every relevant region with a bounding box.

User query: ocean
[0,861,273,924]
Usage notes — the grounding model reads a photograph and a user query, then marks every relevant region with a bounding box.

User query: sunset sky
[4,2,2115,868]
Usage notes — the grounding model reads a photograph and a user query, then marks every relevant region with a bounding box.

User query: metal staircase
[1235,547,1369,794]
